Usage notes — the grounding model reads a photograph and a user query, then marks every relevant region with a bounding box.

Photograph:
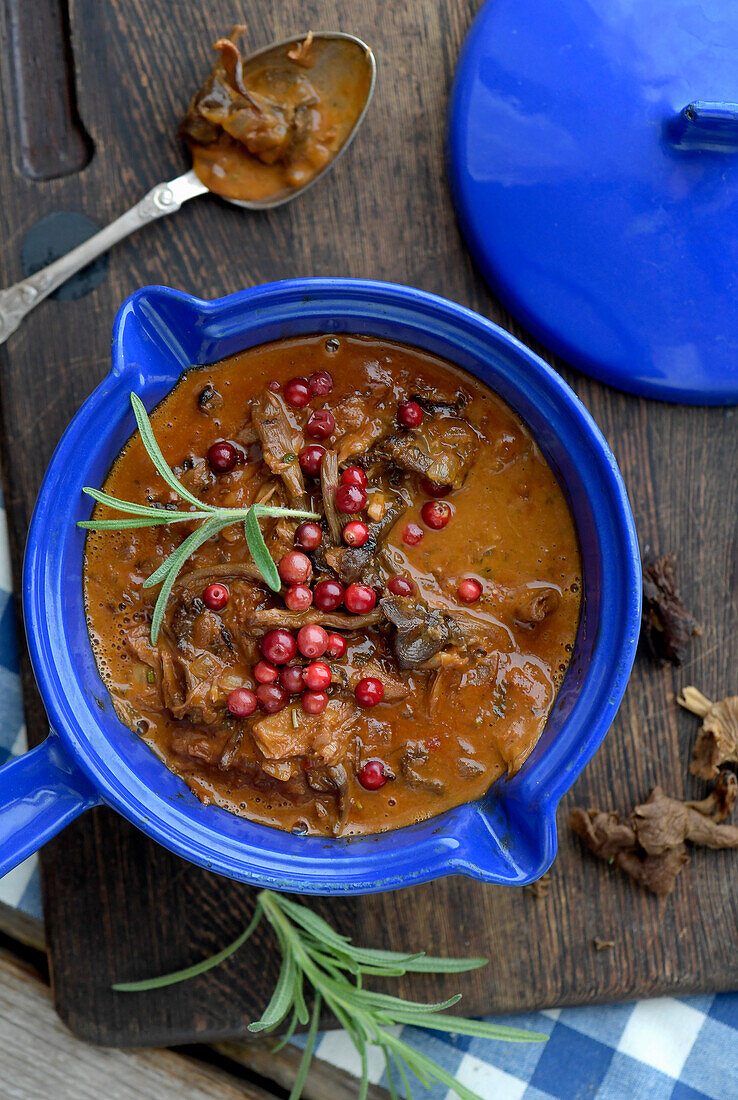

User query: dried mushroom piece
[320,449,344,542]
[372,416,478,489]
[399,742,446,794]
[641,555,699,665]
[526,871,551,899]
[181,26,321,169]
[197,383,224,414]
[685,769,737,822]
[678,686,738,780]
[570,778,738,897]
[633,785,738,853]
[244,607,382,632]
[339,493,409,587]
[287,31,316,68]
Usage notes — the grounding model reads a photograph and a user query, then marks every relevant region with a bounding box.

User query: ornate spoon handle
[0,170,208,346]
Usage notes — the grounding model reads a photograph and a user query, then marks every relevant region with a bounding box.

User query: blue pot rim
[23,278,641,894]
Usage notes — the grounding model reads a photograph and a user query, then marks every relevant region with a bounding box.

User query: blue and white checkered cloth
[0,489,42,920]
[0,487,735,1097]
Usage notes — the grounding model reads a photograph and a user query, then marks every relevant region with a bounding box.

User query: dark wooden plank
[1,0,93,179]
[0,948,279,1099]
[0,0,735,1047]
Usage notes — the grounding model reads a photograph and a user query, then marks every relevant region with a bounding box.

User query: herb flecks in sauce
[83,335,581,837]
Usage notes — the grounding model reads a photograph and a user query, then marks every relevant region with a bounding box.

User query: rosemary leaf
[306,946,363,976]
[383,1049,400,1100]
[274,898,487,974]
[112,902,263,991]
[270,1007,300,1053]
[385,1032,499,1100]
[317,974,463,1018]
[389,1009,547,1042]
[130,393,214,511]
[249,923,297,1033]
[384,953,488,975]
[78,516,196,531]
[330,998,371,1055]
[393,1051,414,1099]
[340,962,407,977]
[143,515,225,590]
[288,993,321,1100]
[112,888,545,1100]
[82,486,204,520]
[244,506,281,593]
[275,897,353,947]
[358,1045,369,1100]
[389,1038,433,1090]
[79,393,319,635]
[255,506,324,519]
[291,962,310,1026]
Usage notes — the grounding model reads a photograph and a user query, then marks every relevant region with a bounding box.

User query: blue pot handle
[0,730,100,878]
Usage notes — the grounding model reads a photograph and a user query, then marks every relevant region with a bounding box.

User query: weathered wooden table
[0,906,385,1095]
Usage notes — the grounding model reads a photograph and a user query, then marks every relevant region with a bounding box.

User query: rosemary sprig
[113,889,546,1100]
[78,393,319,643]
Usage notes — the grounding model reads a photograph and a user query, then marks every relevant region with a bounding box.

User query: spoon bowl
[0,278,640,892]
[191,31,376,210]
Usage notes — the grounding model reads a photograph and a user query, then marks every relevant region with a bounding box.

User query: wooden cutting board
[0,0,736,1046]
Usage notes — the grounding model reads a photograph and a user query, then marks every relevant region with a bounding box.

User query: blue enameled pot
[0,279,641,894]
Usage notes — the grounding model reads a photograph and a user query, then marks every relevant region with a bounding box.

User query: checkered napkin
[295,997,738,1099]
[0,489,41,919]
[0,487,735,1097]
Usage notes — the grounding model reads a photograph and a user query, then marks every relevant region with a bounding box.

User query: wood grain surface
[0,0,736,1046]
[0,948,274,1099]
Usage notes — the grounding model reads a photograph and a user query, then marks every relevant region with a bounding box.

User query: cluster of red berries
[297,453,372,537]
[277,545,378,615]
[199,388,477,769]
[204,371,335,476]
[282,371,336,442]
[401,497,453,547]
[225,632,336,720]
[224,621,385,720]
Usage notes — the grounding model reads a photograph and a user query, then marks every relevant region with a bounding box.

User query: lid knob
[669,102,738,152]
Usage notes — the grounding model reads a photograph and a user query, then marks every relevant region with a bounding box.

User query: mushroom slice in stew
[381,594,461,670]
[372,415,478,489]
[251,388,307,505]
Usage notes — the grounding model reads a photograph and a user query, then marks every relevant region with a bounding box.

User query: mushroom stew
[83,334,581,836]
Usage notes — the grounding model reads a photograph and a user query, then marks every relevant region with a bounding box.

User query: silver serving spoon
[0,32,375,345]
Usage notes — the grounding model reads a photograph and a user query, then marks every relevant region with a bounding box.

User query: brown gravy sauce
[83,336,581,835]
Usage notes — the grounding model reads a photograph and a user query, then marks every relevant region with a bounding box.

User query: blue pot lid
[447,0,738,404]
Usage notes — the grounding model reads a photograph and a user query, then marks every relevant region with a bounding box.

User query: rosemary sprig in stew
[78,393,319,644]
[113,889,546,1100]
